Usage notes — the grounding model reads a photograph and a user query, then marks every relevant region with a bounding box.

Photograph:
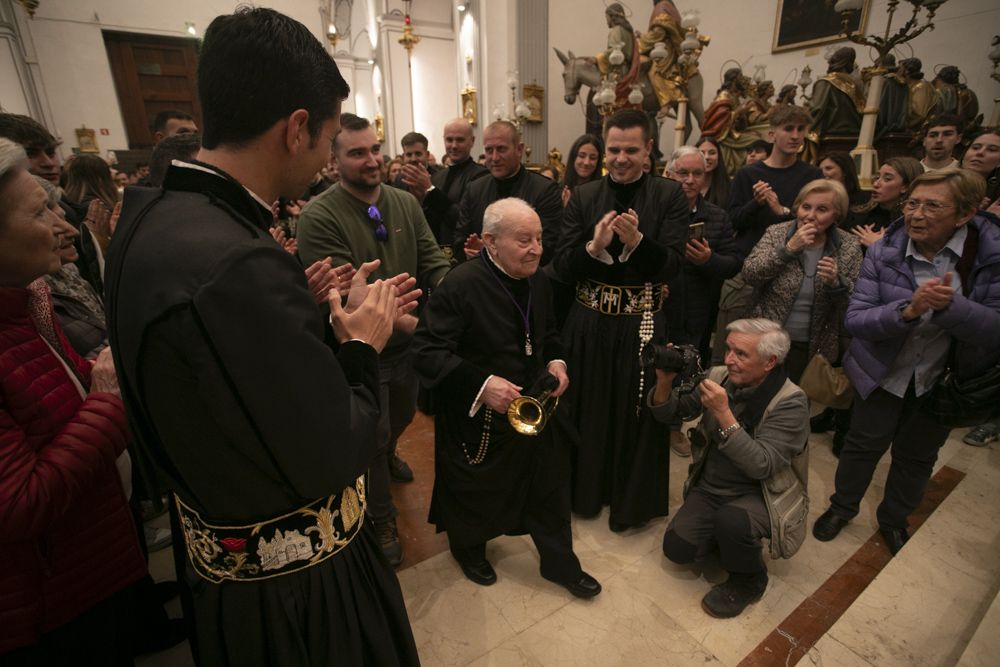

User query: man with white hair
[412,197,601,598]
[649,318,810,618]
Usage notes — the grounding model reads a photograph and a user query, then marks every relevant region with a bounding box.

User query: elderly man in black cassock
[412,197,601,598]
[556,108,688,532]
[104,8,419,666]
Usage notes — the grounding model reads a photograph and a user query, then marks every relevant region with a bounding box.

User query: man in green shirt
[298,113,450,566]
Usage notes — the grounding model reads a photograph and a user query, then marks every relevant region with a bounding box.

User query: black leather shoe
[701,572,768,618]
[459,559,497,586]
[608,518,631,533]
[813,509,850,542]
[388,454,414,483]
[546,571,602,599]
[879,526,909,556]
[810,408,836,433]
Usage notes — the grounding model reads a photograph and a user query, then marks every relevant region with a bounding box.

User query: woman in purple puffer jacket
[812,169,1000,556]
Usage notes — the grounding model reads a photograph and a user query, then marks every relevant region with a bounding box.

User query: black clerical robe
[412,251,570,548]
[555,174,688,526]
[424,156,488,246]
[454,167,563,265]
[104,163,418,667]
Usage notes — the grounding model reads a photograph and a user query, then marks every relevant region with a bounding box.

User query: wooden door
[104,31,201,149]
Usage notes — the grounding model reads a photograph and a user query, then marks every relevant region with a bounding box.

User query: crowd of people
[2,6,999,666]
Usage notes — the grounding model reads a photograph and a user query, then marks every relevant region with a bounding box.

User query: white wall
[372,0,459,158]
[548,0,1000,159]
[16,0,328,157]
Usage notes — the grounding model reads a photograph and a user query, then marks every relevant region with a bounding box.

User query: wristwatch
[718,422,741,440]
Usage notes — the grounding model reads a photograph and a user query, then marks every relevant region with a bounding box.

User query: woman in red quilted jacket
[0,138,146,663]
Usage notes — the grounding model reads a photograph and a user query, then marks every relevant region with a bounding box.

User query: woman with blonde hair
[742,179,863,382]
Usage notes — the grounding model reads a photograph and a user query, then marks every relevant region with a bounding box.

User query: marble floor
[140,415,1000,667]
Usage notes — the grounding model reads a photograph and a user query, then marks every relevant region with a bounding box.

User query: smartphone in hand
[688,221,705,241]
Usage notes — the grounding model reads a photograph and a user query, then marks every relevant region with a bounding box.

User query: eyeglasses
[902,199,954,215]
[368,205,388,242]
[672,169,706,179]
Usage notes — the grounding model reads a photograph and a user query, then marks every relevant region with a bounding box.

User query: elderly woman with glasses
[0,138,145,662]
[813,169,1000,555]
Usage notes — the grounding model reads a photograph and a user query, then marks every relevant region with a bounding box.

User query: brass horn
[507,374,560,436]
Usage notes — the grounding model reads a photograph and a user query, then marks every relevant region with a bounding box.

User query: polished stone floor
[140,413,1000,666]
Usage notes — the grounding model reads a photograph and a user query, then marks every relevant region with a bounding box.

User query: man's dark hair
[0,113,59,156]
[333,113,371,152]
[748,139,772,155]
[400,132,428,149]
[148,132,202,186]
[152,110,194,134]
[924,113,962,136]
[604,109,651,142]
[197,7,349,149]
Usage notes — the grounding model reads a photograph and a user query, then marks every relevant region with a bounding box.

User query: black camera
[641,343,707,394]
[641,343,700,373]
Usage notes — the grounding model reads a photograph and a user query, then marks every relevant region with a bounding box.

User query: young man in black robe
[555,108,689,532]
[104,8,419,665]
[412,198,601,598]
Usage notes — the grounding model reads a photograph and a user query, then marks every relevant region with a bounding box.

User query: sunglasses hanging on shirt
[368,205,388,242]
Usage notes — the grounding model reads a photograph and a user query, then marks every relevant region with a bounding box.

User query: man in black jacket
[663,146,741,455]
[104,8,418,665]
[395,120,488,257]
[454,121,563,265]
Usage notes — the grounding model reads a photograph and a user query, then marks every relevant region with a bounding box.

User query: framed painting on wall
[461,87,478,126]
[522,84,544,123]
[772,0,871,53]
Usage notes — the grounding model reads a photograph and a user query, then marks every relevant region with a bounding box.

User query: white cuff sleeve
[586,242,614,265]
[619,233,644,262]
[470,374,495,417]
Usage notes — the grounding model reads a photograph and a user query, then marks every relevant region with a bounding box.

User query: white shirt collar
[170,159,273,211]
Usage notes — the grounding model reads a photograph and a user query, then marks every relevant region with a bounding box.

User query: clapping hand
[304,257,336,304]
[329,279,397,352]
[903,272,955,320]
[851,224,884,248]
[90,347,121,397]
[752,180,786,216]
[331,262,357,298]
[816,256,839,286]
[611,208,641,248]
[400,163,432,201]
[588,211,617,253]
[269,226,297,255]
[84,200,113,253]
[464,233,484,258]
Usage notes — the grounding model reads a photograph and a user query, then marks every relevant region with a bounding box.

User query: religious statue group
[570,0,984,177]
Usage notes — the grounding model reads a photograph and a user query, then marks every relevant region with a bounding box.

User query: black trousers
[450,516,582,584]
[662,486,771,574]
[368,351,419,523]
[829,383,951,530]
[784,340,811,385]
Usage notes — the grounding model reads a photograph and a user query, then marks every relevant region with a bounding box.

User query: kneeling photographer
[647,318,810,618]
